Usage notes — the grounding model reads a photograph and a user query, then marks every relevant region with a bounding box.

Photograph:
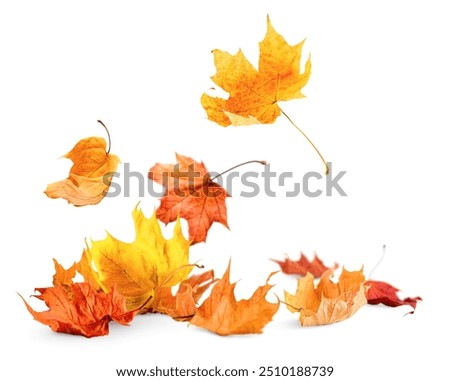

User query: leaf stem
[368,244,386,279]
[280,299,302,312]
[209,160,267,181]
[279,107,329,175]
[160,263,205,288]
[136,294,154,313]
[97,120,111,154]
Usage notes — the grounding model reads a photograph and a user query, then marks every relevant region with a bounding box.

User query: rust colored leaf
[190,262,279,335]
[148,153,229,245]
[45,136,120,206]
[201,16,311,127]
[20,283,136,338]
[52,259,76,287]
[366,280,422,314]
[273,252,338,277]
[285,269,368,326]
[151,270,216,321]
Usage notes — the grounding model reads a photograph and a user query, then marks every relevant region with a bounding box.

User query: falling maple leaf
[45,121,120,206]
[149,153,229,245]
[77,205,191,311]
[366,280,422,314]
[285,269,368,326]
[201,16,311,127]
[273,252,338,277]
[189,261,279,335]
[201,16,328,174]
[20,283,136,338]
[151,270,216,321]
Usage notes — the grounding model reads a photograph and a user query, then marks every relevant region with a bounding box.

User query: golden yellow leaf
[45,136,120,206]
[285,268,368,326]
[201,16,311,127]
[77,205,191,310]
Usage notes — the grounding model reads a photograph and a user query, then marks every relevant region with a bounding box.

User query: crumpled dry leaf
[201,16,311,127]
[285,268,368,326]
[20,283,136,338]
[77,205,191,311]
[189,261,279,335]
[45,136,120,206]
[149,153,229,245]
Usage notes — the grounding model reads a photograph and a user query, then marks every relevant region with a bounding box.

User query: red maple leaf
[366,280,422,314]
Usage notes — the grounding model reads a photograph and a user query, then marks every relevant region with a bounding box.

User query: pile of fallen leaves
[21,205,279,337]
[21,17,421,338]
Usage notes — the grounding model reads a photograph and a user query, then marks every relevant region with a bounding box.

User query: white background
[1,0,448,380]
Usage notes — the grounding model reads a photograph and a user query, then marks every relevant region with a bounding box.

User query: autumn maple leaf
[285,269,368,326]
[273,252,338,278]
[190,261,279,335]
[366,280,422,314]
[45,121,120,206]
[201,16,311,127]
[149,153,229,245]
[20,283,137,338]
[77,205,191,310]
[201,16,328,174]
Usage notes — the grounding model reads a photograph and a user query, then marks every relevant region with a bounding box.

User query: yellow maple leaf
[285,268,368,326]
[201,15,311,127]
[77,205,191,310]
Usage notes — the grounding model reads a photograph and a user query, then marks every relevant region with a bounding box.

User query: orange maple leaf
[273,252,338,278]
[45,121,120,206]
[189,261,279,335]
[148,153,229,245]
[20,283,137,338]
[285,268,368,326]
[201,16,311,127]
[151,270,216,321]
